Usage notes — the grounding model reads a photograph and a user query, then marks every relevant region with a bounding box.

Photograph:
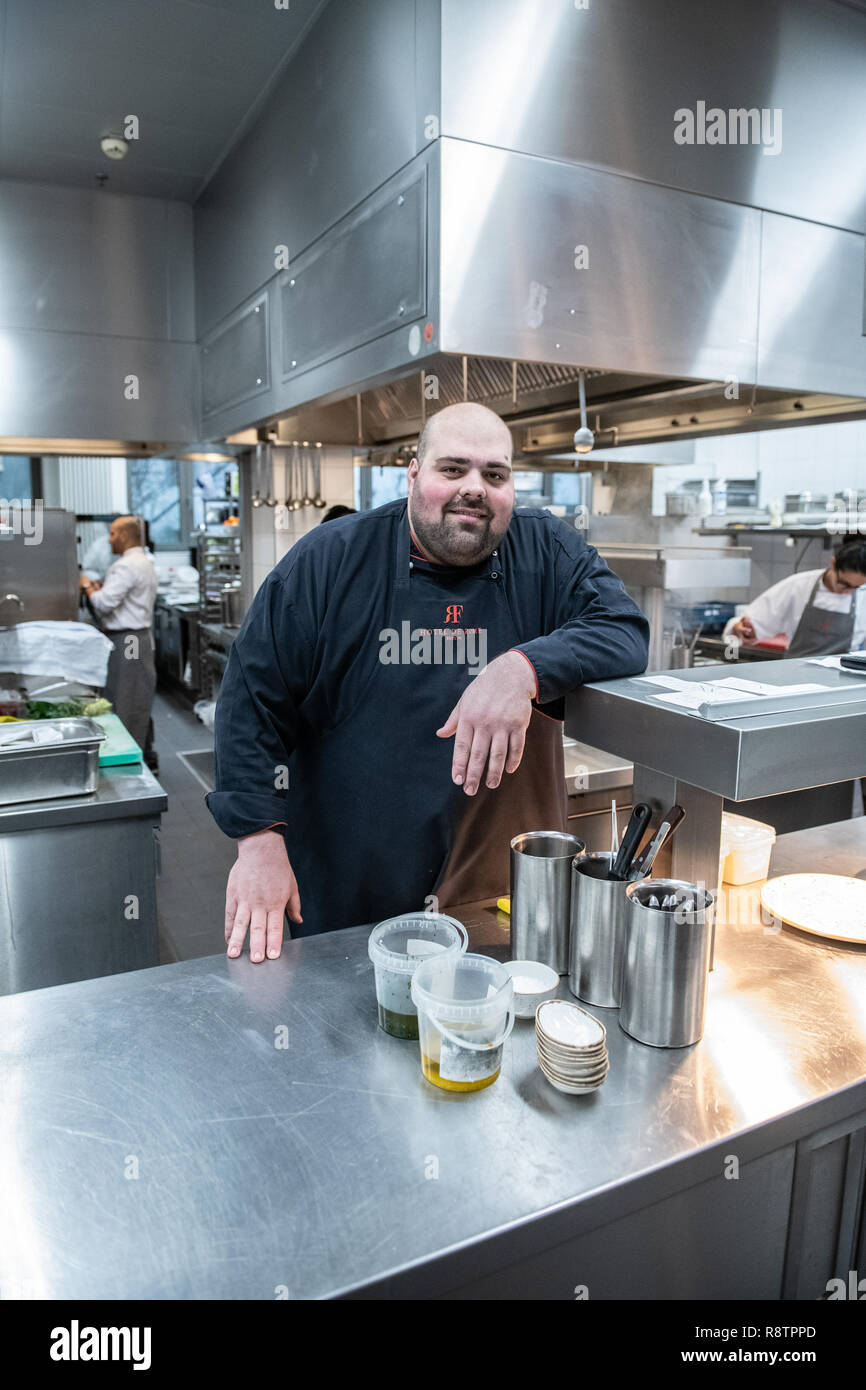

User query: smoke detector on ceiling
[100,136,128,161]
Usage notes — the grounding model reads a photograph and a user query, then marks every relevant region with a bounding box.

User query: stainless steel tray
[0,718,106,806]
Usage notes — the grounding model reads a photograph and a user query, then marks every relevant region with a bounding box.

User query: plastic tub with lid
[368,914,468,1039]
[719,812,776,886]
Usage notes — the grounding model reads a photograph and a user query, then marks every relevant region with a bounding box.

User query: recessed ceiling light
[100,136,128,160]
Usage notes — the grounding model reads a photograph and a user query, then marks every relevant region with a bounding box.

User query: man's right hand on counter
[225,829,302,962]
[731,615,757,643]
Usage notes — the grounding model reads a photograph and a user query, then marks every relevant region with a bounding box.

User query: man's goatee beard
[410,507,505,566]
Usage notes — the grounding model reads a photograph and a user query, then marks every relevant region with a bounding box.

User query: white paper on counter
[655,687,756,711]
[653,678,828,714]
[634,675,696,691]
[808,654,866,674]
[714,677,827,696]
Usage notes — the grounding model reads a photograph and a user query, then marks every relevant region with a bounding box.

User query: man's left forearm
[514,610,650,702]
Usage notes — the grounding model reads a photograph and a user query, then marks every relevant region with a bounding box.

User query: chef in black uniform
[207,403,649,962]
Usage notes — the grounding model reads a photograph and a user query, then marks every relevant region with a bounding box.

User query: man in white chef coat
[724,535,866,658]
[80,515,159,767]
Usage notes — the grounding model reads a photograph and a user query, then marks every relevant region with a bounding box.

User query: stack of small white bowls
[535,1000,609,1094]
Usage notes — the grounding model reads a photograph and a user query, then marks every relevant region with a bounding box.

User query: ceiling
[0,0,328,201]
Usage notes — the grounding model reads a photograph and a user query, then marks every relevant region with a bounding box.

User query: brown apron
[433,708,568,909]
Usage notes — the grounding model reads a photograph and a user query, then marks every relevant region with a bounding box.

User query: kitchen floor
[151,687,236,965]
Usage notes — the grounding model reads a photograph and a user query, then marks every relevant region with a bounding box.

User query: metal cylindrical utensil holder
[569,851,630,1008]
[510,831,586,974]
[620,879,715,1048]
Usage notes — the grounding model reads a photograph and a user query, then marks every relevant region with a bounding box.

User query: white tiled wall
[651,418,866,513]
[249,446,356,596]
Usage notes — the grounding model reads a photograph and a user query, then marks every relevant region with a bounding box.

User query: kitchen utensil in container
[609,799,619,856]
[569,851,630,1007]
[628,805,686,880]
[411,953,514,1092]
[368,913,467,1039]
[611,802,652,879]
[621,879,715,1047]
[510,830,586,973]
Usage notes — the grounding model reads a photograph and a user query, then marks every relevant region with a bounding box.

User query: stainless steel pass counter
[567,656,866,888]
[1,817,864,1301]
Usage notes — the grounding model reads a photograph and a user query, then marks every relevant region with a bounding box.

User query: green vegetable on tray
[25,697,113,719]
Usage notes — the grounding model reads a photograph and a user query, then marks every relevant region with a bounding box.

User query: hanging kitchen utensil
[251,444,263,508]
[301,444,314,508]
[313,444,327,508]
[290,445,302,511]
[258,442,276,508]
[263,444,276,507]
[286,444,296,511]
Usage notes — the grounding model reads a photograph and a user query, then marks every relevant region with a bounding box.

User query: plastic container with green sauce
[368,914,468,1039]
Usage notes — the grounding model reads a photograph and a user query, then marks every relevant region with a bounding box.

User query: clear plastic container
[719,812,776,886]
[368,914,467,1039]
[411,953,515,1092]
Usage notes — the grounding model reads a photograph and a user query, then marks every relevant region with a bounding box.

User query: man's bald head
[109,515,142,553]
[416,402,513,471]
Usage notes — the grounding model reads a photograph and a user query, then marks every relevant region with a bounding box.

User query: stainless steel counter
[566,656,866,888]
[563,738,632,793]
[2,818,864,1299]
[567,656,866,801]
[0,767,166,996]
[0,763,166,832]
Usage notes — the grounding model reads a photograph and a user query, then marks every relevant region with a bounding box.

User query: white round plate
[760,874,866,944]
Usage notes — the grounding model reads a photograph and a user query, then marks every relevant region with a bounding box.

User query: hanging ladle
[251,443,264,508]
[263,443,276,507]
[289,443,303,511]
[301,442,314,508]
[286,439,300,511]
[313,443,327,508]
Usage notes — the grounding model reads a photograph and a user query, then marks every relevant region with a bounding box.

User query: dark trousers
[103,629,157,757]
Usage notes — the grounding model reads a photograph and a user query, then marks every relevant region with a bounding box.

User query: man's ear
[407,458,419,482]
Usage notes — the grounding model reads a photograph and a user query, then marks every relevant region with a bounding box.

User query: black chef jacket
[206,500,649,934]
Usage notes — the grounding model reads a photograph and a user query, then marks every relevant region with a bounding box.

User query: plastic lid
[721,812,777,847]
[367,914,467,974]
[411,952,513,1022]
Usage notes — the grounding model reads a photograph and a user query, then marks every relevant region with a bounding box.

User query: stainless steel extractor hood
[197,3,866,453]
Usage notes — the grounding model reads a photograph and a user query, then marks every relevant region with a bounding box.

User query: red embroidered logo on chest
[444,604,465,624]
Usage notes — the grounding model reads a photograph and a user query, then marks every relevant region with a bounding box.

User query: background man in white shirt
[724,535,866,657]
[80,515,159,768]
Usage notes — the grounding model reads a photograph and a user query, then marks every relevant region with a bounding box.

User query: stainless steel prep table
[2,818,864,1301]
[0,765,167,996]
[566,656,866,889]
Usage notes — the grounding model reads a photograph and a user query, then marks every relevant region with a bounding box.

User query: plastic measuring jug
[410,952,515,1092]
[368,914,468,1038]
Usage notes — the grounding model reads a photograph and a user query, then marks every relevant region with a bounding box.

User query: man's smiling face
[407,403,514,566]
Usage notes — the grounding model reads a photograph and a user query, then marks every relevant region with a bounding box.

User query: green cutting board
[94,713,142,765]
